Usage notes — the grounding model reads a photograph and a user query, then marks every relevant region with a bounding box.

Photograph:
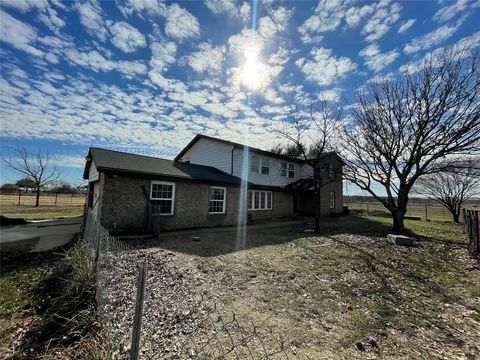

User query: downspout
[231,146,235,174]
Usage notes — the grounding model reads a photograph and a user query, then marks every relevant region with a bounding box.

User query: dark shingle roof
[83,147,246,185]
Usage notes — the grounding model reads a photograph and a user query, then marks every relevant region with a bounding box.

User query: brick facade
[98,173,303,234]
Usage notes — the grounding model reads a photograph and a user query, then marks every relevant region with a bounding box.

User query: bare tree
[276,100,343,232]
[342,47,480,231]
[1,146,61,207]
[415,160,480,222]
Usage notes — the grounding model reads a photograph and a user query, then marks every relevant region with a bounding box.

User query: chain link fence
[83,212,290,359]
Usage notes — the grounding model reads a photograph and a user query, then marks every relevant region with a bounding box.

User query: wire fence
[0,193,85,207]
[83,211,290,359]
[345,202,461,222]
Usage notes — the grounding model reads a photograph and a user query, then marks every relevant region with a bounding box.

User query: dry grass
[149,215,480,359]
[0,194,85,220]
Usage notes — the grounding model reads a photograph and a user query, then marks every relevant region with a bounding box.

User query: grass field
[0,194,85,220]
[346,202,457,222]
[151,214,480,359]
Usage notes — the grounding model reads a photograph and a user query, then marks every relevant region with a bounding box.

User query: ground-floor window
[248,190,273,210]
[329,191,335,209]
[209,186,226,214]
[151,181,175,215]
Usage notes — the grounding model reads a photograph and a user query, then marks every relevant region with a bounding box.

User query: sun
[241,50,261,90]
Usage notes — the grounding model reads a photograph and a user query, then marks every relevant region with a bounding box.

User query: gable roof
[83,147,247,185]
[173,134,307,163]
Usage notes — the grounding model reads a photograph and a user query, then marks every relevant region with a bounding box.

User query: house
[83,134,344,234]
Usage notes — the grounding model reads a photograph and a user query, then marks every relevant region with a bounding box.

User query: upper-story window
[328,164,335,178]
[261,158,270,175]
[288,164,295,178]
[250,155,259,173]
[281,162,295,178]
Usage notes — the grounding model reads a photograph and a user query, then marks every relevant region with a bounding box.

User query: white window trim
[150,180,175,216]
[329,191,335,209]
[261,158,270,175]
[288,163,295,178]
[281,162,287,177]
[248,190,273,211]
[209,186,227,214]
[250,155,260,173]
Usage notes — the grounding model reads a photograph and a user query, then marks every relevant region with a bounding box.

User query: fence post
[424,205,428,221]
[55,193,58,206]
[93,235,101,276]
[366,203,369,215]
[18,191,21,206]
[131,261,147,360]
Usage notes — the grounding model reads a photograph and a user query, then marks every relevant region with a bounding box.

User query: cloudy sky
[0,0,479,184]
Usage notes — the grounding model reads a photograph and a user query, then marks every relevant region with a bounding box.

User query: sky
[0,0,479,187]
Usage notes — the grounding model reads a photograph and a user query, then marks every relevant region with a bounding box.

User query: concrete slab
[387,234,416,246]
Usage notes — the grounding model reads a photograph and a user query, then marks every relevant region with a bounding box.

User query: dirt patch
[134,217,480,359]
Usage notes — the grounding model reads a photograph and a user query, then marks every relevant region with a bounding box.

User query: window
[248,190,273,210]
[288,163,295,178]
[250,155,259,173]
[281,162,287,177]
[329,191,335,209]
[209,186,226,214]
[328,164,335,178]
[261,158,270,175]
[150,181,175,215]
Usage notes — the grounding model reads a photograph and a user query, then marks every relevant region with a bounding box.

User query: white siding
[178,137,233,173]
[89,160,99,182]
[232,148,303,187]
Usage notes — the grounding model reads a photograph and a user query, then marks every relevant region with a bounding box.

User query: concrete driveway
[0,217,82,252]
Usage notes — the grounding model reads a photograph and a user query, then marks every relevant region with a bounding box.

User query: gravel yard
[104,215,479,359]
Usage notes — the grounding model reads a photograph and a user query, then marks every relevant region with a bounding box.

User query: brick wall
[99,173,296,233]
[299,179,344,216]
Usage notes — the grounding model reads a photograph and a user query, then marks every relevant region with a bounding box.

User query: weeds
[17,240,97,356]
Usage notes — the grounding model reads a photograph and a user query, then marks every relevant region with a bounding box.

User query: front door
[293,194,299,214]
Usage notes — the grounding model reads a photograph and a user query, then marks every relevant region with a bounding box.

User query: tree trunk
[452,212,460,223]
[392,211,405,232]
[35,186,40,207]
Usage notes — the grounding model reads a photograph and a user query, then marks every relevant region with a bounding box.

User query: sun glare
[242,51,261,90]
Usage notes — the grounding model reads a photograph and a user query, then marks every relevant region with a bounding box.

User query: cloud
[359,43,399,72]
[64,48,147,77]
[38,6,65,33]
[77,0,108,41]
[149,41,177,73]
[240,2,250,24]
[204,0,238,17]
[298,0,376,43]
[398,19,415,33]
[0,10,44,57]
[433,0,478,23]
[362,1,402,42]
[296,47,357,86]
[116,0,166,17]
[164,3,200,40]
[404,22,461,54]
[0,0,48,12]
[109,21,146,52]
[317,88,342,102]
[182,43,225,75]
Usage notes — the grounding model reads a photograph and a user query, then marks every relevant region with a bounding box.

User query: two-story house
[83,134,344,234]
